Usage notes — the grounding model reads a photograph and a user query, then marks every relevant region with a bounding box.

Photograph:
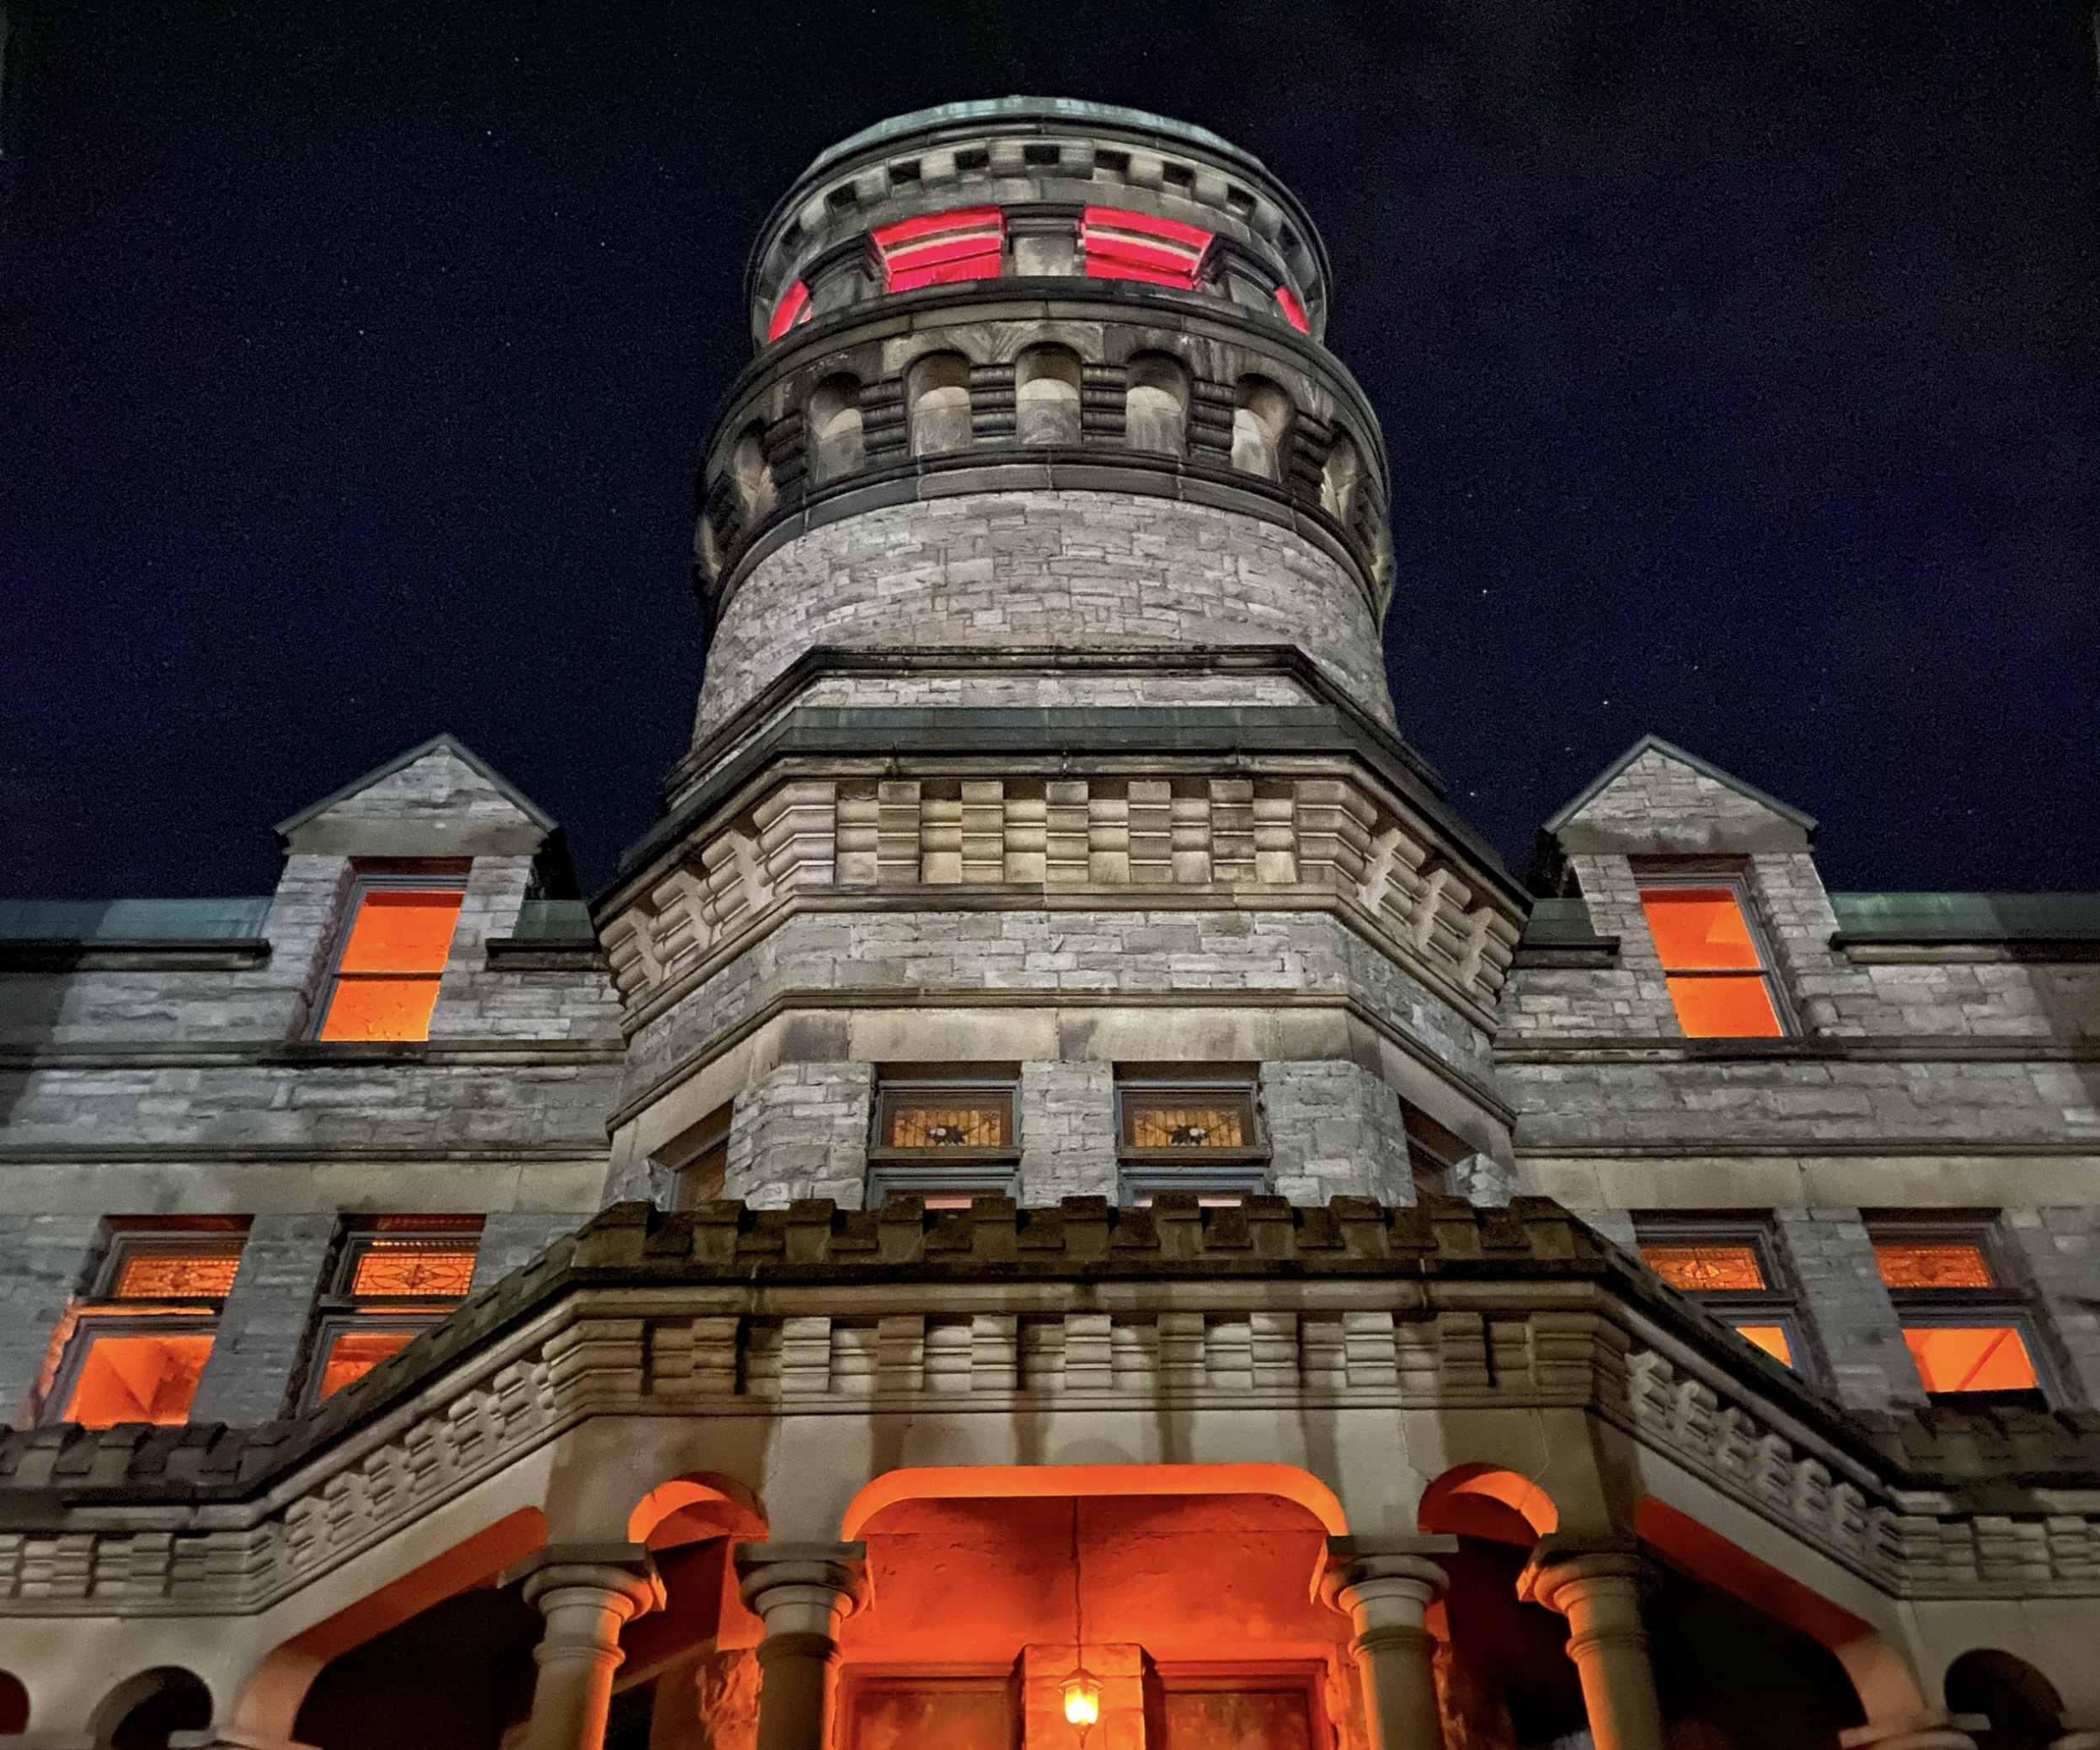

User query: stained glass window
[113,1249,242,1300]
[886,1101,1009,1150]
[1641,1243,1767,1293]
[1638,886,1785,1039]
[1122,1097,1253,1151]
[318,887,463,1042]
[1875,1242,1995,1290]
[349,1244,478,1299]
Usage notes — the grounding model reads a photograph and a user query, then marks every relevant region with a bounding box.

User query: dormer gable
[273,735,558,860]
[1541,735,1816,860]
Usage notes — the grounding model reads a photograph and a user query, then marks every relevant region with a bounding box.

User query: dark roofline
[1542,734,1818,838]
[272,733,559,844]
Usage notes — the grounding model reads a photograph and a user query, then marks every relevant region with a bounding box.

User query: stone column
[1516,1539,1665,1750]
[505,1544,666,1750]
[735,1541,868,1750]
[1323,1535,1456,1750]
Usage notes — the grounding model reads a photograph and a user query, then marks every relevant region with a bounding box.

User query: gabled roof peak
[274,734,558,859]
[1542,735,1816,859]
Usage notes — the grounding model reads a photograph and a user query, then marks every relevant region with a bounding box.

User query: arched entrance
[833,1464,1355,1750]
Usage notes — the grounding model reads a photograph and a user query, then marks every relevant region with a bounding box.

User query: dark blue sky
[3,2,2096,899]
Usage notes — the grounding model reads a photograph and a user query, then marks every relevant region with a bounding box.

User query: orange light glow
[1062,1672,1101,1729]
[1905,1325,2039,1394]
[1125,1101,1249,1149]
[337,890,463,972]
[1734,1324,1793,1367]
[316,1328,417,1399]
[1875,1242,1994,1289]
[63,1330,214,1426]
[114,1248,242,1299]
[1642,1243,1766,1292]
[318,976,443,1041]
[840,1463,1349,1541]
[1416,1464,1560,1544]
[1640,888,1763,970]
[350,1244,478,1298]
[1664,974,1783,1038]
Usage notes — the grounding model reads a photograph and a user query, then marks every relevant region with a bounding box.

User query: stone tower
[596,97,1528,1213]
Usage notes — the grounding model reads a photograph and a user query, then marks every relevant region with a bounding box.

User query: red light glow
[872,207,1006,292]
[1080,206,1213,289]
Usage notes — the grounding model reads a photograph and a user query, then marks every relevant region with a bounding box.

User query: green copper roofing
[1830,892,2100,940]
[0,898,272,942]
[805,97,1259,182]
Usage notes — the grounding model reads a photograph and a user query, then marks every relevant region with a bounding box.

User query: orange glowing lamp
[1062,1670,1101,1734]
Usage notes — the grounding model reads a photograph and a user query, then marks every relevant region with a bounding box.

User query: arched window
[907,352,973,457]
[1231,377,1292,480]
[729,425,777,527]
[807,375,863,483]
[1124,354,1189,458]
[1014,346,1082,447]
[1320,430,1362,522]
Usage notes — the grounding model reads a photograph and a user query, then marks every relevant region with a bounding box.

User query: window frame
[43,1221,250,1426]
[1632,868,1795,1040]
[865,1072,1023,1208]
[300,1218,484,1409]
[1114,1068,1270,1207]
[1633,1214,1811,1378]
[311,868,471,1043]
[1866,1213,2052,1405]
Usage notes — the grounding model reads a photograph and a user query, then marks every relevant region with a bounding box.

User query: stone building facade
[0,97,2095,1750]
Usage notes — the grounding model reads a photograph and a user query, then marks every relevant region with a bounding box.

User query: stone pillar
[189,1213,339,1426]
[1323,1535,1456,1750]
[735,1540,867,1750]
[504,1544,665,1750]
[1516,1539,1665,1750]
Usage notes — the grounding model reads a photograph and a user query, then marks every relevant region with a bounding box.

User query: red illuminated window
[767,278,813,341]
[46,1225,249,1427]
[1273,285,1310,333]
[1635,1217,1804,1373]
[1870,1219,2046,1401]
[871,206,1006,292]
[317,883,464,1042]
[1080,206,1213,288]
[1637,882,1786,1038]
[307,1218,484,1405]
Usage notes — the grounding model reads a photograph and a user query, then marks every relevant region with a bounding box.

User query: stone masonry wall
[1259,1058,1413,1204]
[1016,1061,1117,1202]
[694,493,1396,737]
[1773,1209,1924,1410]
[0,1215,99,1427]
[188,1213,337,1426]
[724,1062,874,1208]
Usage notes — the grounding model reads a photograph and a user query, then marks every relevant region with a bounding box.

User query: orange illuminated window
[868,1075,1023,1209]
[1905,1325,2039,1394]
[1638,885,1785,1038]
[1875,1242,1994,1289]
[1115,1072,1270,1207]
[62,1330,215,1427]
[306,1220,482,1404]
[318,886,463,1041]
[314,1328,419,1401]
[1734,1325,1793,1367]
[1080,206,1214,288]
[871,206,1006,292]
[113,1248,243,1300]
[1635,1218,1803,1374]
[1642,1243,1767,1292]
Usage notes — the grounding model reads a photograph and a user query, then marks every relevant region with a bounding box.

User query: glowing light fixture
[1061,1670,1101,1733]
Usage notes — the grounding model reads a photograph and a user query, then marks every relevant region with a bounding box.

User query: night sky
[3,2,2097,902]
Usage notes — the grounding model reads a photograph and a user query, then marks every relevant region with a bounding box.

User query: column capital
[735,1539,868,1615]
[503,1541,667,1617]
[1319,1534,1457,1612]
[1515,1533,1653,1614]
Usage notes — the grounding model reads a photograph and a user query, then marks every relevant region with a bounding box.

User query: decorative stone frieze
[599,767,1524,1031]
